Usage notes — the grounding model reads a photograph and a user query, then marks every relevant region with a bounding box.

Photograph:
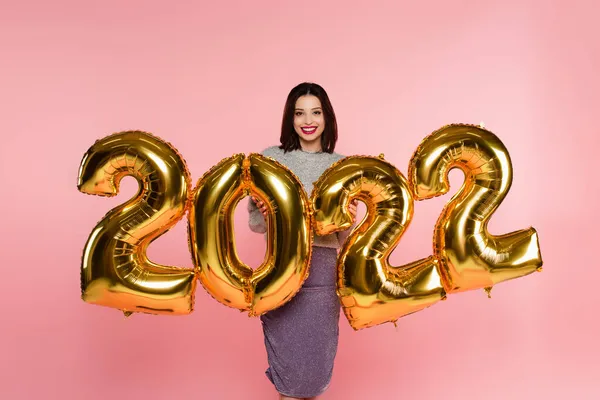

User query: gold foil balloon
[77,131,197,315]
[408,124,543,294]
[312,155,446,330]
[188,153,312,316]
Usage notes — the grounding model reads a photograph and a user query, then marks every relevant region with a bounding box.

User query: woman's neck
[299,139,322,153]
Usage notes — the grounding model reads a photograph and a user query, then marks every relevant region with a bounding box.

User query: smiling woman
[292,95,326,151]
[278,82,338,154]
[248,82,357,400]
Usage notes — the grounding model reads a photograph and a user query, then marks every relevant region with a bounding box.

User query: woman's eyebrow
[295,107,322,110]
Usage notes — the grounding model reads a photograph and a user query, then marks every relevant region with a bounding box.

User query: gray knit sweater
[247,146,352,249]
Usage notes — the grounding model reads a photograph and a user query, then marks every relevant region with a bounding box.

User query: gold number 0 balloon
[77,131,197,315]
[188,153,313,316]
[311,155,446,330]
[408,124,543,294]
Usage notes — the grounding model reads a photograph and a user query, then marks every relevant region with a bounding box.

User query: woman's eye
[314,111,322,115]
[295,112,303,116]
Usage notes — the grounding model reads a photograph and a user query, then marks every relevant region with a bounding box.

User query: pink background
[1,1,598,398]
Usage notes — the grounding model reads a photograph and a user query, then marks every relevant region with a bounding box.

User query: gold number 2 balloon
[408,124,543,294]
[188,153,313,316]
[311,155,446,330]
[77,131,197,315]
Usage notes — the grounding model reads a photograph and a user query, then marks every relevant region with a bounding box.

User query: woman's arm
[246,147,272,234]
[247,197,267,233]
[336,200,359,247]
[336,219,357,247]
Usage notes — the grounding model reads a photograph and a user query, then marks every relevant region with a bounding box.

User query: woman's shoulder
[330,151,347,161]
[260,145,284,157]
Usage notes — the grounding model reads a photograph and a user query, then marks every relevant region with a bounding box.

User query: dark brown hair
[279,82,338,153]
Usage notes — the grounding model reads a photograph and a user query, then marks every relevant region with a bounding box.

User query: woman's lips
[301,126,317,134]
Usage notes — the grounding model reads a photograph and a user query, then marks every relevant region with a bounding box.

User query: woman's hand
[251,196,268,216]
[348,199,358,223]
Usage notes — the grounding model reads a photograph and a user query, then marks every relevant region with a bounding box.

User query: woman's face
[293,95,325,147]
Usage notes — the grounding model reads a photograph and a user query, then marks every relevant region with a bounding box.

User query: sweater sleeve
[247,147,271,234]
[337,218,358,247]
[334,153,357,248]
[247,197,267,234]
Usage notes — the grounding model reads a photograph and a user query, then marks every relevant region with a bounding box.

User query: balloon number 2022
[77,124,542,330]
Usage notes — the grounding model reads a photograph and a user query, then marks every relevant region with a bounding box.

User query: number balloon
[408,124,543,294]
[77,131,197,316]
[311,155,446,330]
[188,153,313,316]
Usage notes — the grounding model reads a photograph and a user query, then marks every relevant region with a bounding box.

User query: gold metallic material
[408,123,543,294]
[312,156,446,330]
[188,153,312,316]
[484,287,493,298]
[77,131,197,315]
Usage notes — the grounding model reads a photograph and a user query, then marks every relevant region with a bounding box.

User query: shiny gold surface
[312,156,446,330]
[77,131,197,315]
[408,124,543,293]
[188,153,312,316]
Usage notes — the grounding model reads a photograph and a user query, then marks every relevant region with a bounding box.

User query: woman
[248,82,357,400]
